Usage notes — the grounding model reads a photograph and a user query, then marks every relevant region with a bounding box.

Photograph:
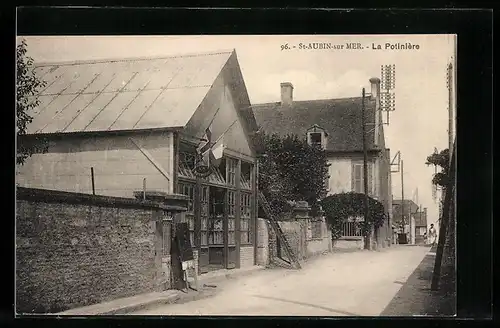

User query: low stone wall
[16,187,188,314]
[334,237,365,250]
[256,218,270,266]
[257,216,332,266]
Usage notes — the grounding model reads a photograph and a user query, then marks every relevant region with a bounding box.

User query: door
[226,189,237,269]
[198,185,210,274]
[207,186,226,271]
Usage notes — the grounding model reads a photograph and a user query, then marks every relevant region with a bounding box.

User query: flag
[196,124,212,165]
[202,135,225,168]
[211,137,225,161]
[196,125,212,155]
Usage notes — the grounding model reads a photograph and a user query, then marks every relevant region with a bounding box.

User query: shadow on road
[251,295,361,316]
[380,249,455,317]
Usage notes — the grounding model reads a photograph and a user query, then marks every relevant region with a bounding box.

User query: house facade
[16,49,260,276]
[252,78,393,249]
[392,199,422,244]
[414,207,428,244]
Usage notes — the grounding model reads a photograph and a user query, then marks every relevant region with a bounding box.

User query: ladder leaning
[258,191,301,270]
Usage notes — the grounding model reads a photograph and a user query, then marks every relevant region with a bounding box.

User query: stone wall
[257,213,332,267]
[306,219,332,256]
[256,218,270,266]
[240,246,255,268]
[15,187,173,314]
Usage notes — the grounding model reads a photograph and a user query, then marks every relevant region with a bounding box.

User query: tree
[16,38,48,165]
[257,132,329,217]
[321,192,386,248]
[425,148,450,189]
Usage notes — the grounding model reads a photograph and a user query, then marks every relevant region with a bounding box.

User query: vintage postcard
[16,34,456,317]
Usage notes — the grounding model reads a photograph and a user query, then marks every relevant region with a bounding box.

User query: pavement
[54,265,264,316]
[381,245,456,317]
[129,245,432,316]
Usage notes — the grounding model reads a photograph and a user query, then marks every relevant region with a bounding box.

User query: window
[240,192,252,244]
[227,190,236,245]
[307,125,327,149]
[311,219,323,239]
[209,187,225,246]
[200,186,209,246]
[226,158,238,186]
[352,162,373,195]
[309,132,322,147]
[177,181,195,246]
[240,161,253,190]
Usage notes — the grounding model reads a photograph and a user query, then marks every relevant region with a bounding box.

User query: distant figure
[428,224,437,246]
[423,231,427,245]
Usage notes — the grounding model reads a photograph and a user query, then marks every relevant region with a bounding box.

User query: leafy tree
[257,132,329,218]
[16,39,48,165]
[425,148,450,189]
[321,192,386,249]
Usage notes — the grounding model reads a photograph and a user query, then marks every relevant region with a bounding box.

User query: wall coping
[338,236,364,241]
[16,187,187,212]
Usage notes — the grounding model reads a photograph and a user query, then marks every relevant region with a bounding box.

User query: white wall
[16,131,175,197]
[326,156,376,197]
[327,158,352,195]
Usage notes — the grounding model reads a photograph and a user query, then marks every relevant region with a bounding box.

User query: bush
[321,192,386,240]
[257,132,329,218]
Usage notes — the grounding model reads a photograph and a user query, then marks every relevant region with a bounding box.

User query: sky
[23,35,456,228]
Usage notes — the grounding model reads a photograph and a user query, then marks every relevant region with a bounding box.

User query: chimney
[369,77,381,101]
[280,82,294,106]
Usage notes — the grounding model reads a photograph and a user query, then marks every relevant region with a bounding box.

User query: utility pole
[447,62,454,153]
[400,160,405,238]
[362,88,370,250]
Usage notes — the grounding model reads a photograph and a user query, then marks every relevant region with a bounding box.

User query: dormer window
[307,124,327,149]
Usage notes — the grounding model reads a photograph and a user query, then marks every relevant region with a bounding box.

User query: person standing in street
[428,223,437,246]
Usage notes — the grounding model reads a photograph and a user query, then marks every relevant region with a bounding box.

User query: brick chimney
[280,82,294,106]
[369,77,381,101]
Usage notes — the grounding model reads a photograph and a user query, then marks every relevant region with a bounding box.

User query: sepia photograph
[15,34,456,317]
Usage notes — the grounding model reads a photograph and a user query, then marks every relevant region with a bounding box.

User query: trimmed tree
[16,38,48,165]
[321,192,386,249]
[256,132,329,217]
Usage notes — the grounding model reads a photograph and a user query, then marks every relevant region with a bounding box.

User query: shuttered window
[352,161,373,195]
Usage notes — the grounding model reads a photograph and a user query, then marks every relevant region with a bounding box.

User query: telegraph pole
[400,160,405,236]
[447,62,454,153]
[362,88,370,250]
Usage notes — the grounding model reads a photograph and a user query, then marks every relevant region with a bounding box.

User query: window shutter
[351,162,356,192]
[352,162,363,193]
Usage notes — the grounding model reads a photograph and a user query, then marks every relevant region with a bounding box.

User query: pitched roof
[26,50,235,134]
[251,97,378,152]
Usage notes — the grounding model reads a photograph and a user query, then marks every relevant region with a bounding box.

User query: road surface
[131,245,431,316]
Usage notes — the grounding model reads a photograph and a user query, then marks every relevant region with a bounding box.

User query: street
[131,245,431,316]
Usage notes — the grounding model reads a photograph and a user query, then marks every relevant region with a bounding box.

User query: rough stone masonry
[15,187,169,314]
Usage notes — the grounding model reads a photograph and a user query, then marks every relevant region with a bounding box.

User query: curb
[55,266,265,316]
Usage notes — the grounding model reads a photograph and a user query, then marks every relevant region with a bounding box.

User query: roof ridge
[34,48,235,67]
[251,96,372,107]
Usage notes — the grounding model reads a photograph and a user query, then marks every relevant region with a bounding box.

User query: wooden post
[235,159,242,269]
[90,167,95,195]
[431,139,456,290]
[143,178,146,200]
[361,88,370,250]
[401,160,405,237]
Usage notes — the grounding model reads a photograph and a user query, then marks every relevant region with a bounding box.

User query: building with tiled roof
[17,49,260,274]
[251,79,393,248]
